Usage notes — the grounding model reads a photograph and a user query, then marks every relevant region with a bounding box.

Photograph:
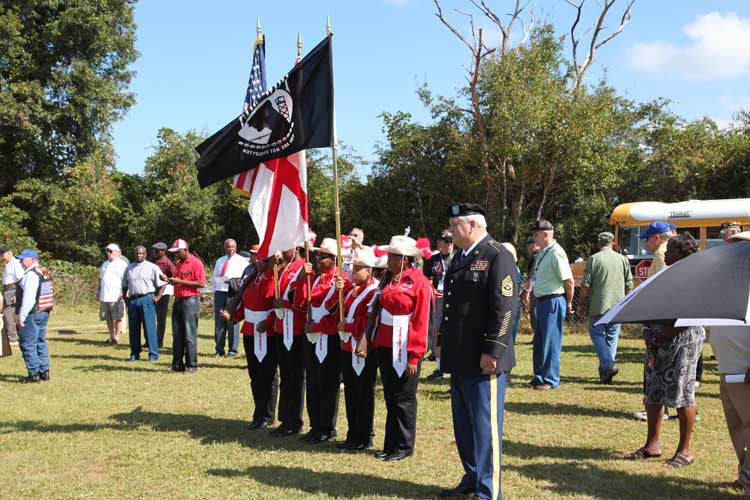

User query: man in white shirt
[212,239,248,357]
[99,243,127,344]
[1,246,25,343]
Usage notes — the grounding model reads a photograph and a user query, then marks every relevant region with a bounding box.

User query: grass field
[0,306,741,499]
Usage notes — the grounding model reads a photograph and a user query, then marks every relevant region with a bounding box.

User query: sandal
[664,453,693,468]
[625,447,662,460]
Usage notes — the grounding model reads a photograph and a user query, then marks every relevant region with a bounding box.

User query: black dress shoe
[270,425,287,436]
[21,373,41,384]
[277,426,301,437]
[248,421,269,430]
[39,371,50,381]
[384,450,413,462]
[336,441,356,450]
[374,450,392,459]
[312,432,336,444]
[300,430,317,442]
[439,483,476,497]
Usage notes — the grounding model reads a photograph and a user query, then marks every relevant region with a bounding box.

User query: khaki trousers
[720,376,750,486]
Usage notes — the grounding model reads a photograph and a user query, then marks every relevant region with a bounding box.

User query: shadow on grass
[508,461,733,500]
[74,364,164,373]
[505,439,613,460]
[111,408,332,453]
[48,337,112,347]
[207,465,439,498]
[506,402,628,419]
[0,419,133,434]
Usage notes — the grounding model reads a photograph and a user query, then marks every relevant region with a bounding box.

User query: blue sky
[112,0,750,175]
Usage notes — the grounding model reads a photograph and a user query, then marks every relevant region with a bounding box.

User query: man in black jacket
[438,203,518,500]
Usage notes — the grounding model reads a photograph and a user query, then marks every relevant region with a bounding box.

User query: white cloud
[628,12,750,79]
[720,95,750,112]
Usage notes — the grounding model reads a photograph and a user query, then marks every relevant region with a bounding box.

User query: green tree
[0,0,138,194]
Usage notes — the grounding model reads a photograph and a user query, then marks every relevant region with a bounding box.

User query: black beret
[530,219,554,232]
[448,203,486,218]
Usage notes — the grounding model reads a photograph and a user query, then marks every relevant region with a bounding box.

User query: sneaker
[127,355,139,362]
[39,371,50,381]
[225,352,239,358]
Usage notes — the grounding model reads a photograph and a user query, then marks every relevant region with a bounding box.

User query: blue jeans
[214,291,239,355]
[127,294,158,360]
[589,315,620,371]
[450,372,507,500]
[19,310,50,375]
[532,295,566,388]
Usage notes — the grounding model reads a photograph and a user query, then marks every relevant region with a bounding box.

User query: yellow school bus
[609,199,750,277]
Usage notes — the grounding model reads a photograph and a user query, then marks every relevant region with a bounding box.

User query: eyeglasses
[105,249,113,253]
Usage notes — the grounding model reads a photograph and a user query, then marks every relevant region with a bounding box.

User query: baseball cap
[639,221,675,239]
[598,232,615,244]
[249,244,260,254]
[530,219,554,232]
[721,221,742,230]
[105,243,121,252]
[17,249,39,260]
[168,239,189,252]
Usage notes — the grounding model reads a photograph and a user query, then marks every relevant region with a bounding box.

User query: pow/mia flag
[196,34,334,188]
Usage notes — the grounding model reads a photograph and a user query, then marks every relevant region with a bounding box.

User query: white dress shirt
[212,254,249,292]
[2,258,24,285]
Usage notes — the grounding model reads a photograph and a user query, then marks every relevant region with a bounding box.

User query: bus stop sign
[635,260,652,279]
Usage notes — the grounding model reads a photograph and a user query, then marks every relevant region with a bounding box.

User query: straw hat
[352,248,378,268]
[312,237,350,257]
[382,235,422,257]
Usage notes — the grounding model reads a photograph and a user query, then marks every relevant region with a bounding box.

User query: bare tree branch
[568,0,636,93]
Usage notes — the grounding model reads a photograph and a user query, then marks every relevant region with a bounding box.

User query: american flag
[233,36,267,195]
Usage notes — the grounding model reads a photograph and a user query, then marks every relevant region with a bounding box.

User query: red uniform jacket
[340,278,380,353]
[272,258,307,336]
[234,267,274,336]
[298,266,352,335]
[373,267,431,365]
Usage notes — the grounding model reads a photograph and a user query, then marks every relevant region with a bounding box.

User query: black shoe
[270,425,287,436]
[248,421,269,430]
[374,450,392,459]
[21,373,41,384]
[384,450,413,462]
[276,426,301,437]
[427,353,437,362]
[211,352,223,358]
[312,432,336,444]
[336,441,356,450]
[426,370,444,381]
[300,430,317,442]
[440,483,476,497]
[169,366,185,373]
[604,365,619,384]
[39,371,50,381]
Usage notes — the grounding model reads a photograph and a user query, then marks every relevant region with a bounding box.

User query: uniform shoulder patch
[488,240,503,253]
[501,275,513,297]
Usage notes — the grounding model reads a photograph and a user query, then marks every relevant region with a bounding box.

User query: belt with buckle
[536,293,564,301]
[3,284,16,291]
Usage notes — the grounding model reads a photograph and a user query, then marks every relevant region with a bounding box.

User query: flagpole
[297,32,313,324]
[326,18,345,327]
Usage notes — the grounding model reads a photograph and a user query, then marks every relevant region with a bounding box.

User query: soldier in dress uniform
[438,203,518,500]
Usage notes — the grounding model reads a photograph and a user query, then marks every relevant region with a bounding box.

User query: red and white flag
[247,151,309,260]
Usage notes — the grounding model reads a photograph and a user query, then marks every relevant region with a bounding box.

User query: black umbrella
[597,241,750,325]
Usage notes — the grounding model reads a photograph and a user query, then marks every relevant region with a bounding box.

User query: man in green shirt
[530,219,574,390]
[577,232,633,384]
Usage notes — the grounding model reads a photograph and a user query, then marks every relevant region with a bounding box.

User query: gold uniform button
[445,304,450,309]
[444,316,449,322]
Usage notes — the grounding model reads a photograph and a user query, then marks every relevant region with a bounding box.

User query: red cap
[168,239,189,252]
[249,244,260,254]
[372,245,388,257]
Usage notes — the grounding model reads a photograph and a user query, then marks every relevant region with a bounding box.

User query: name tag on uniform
[470,260,488,271]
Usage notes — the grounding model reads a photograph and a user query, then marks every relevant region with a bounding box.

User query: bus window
[619,226,651,258]
[705,226,725,249]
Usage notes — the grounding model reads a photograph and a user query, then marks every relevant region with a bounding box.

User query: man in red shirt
[166,239,206,374]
